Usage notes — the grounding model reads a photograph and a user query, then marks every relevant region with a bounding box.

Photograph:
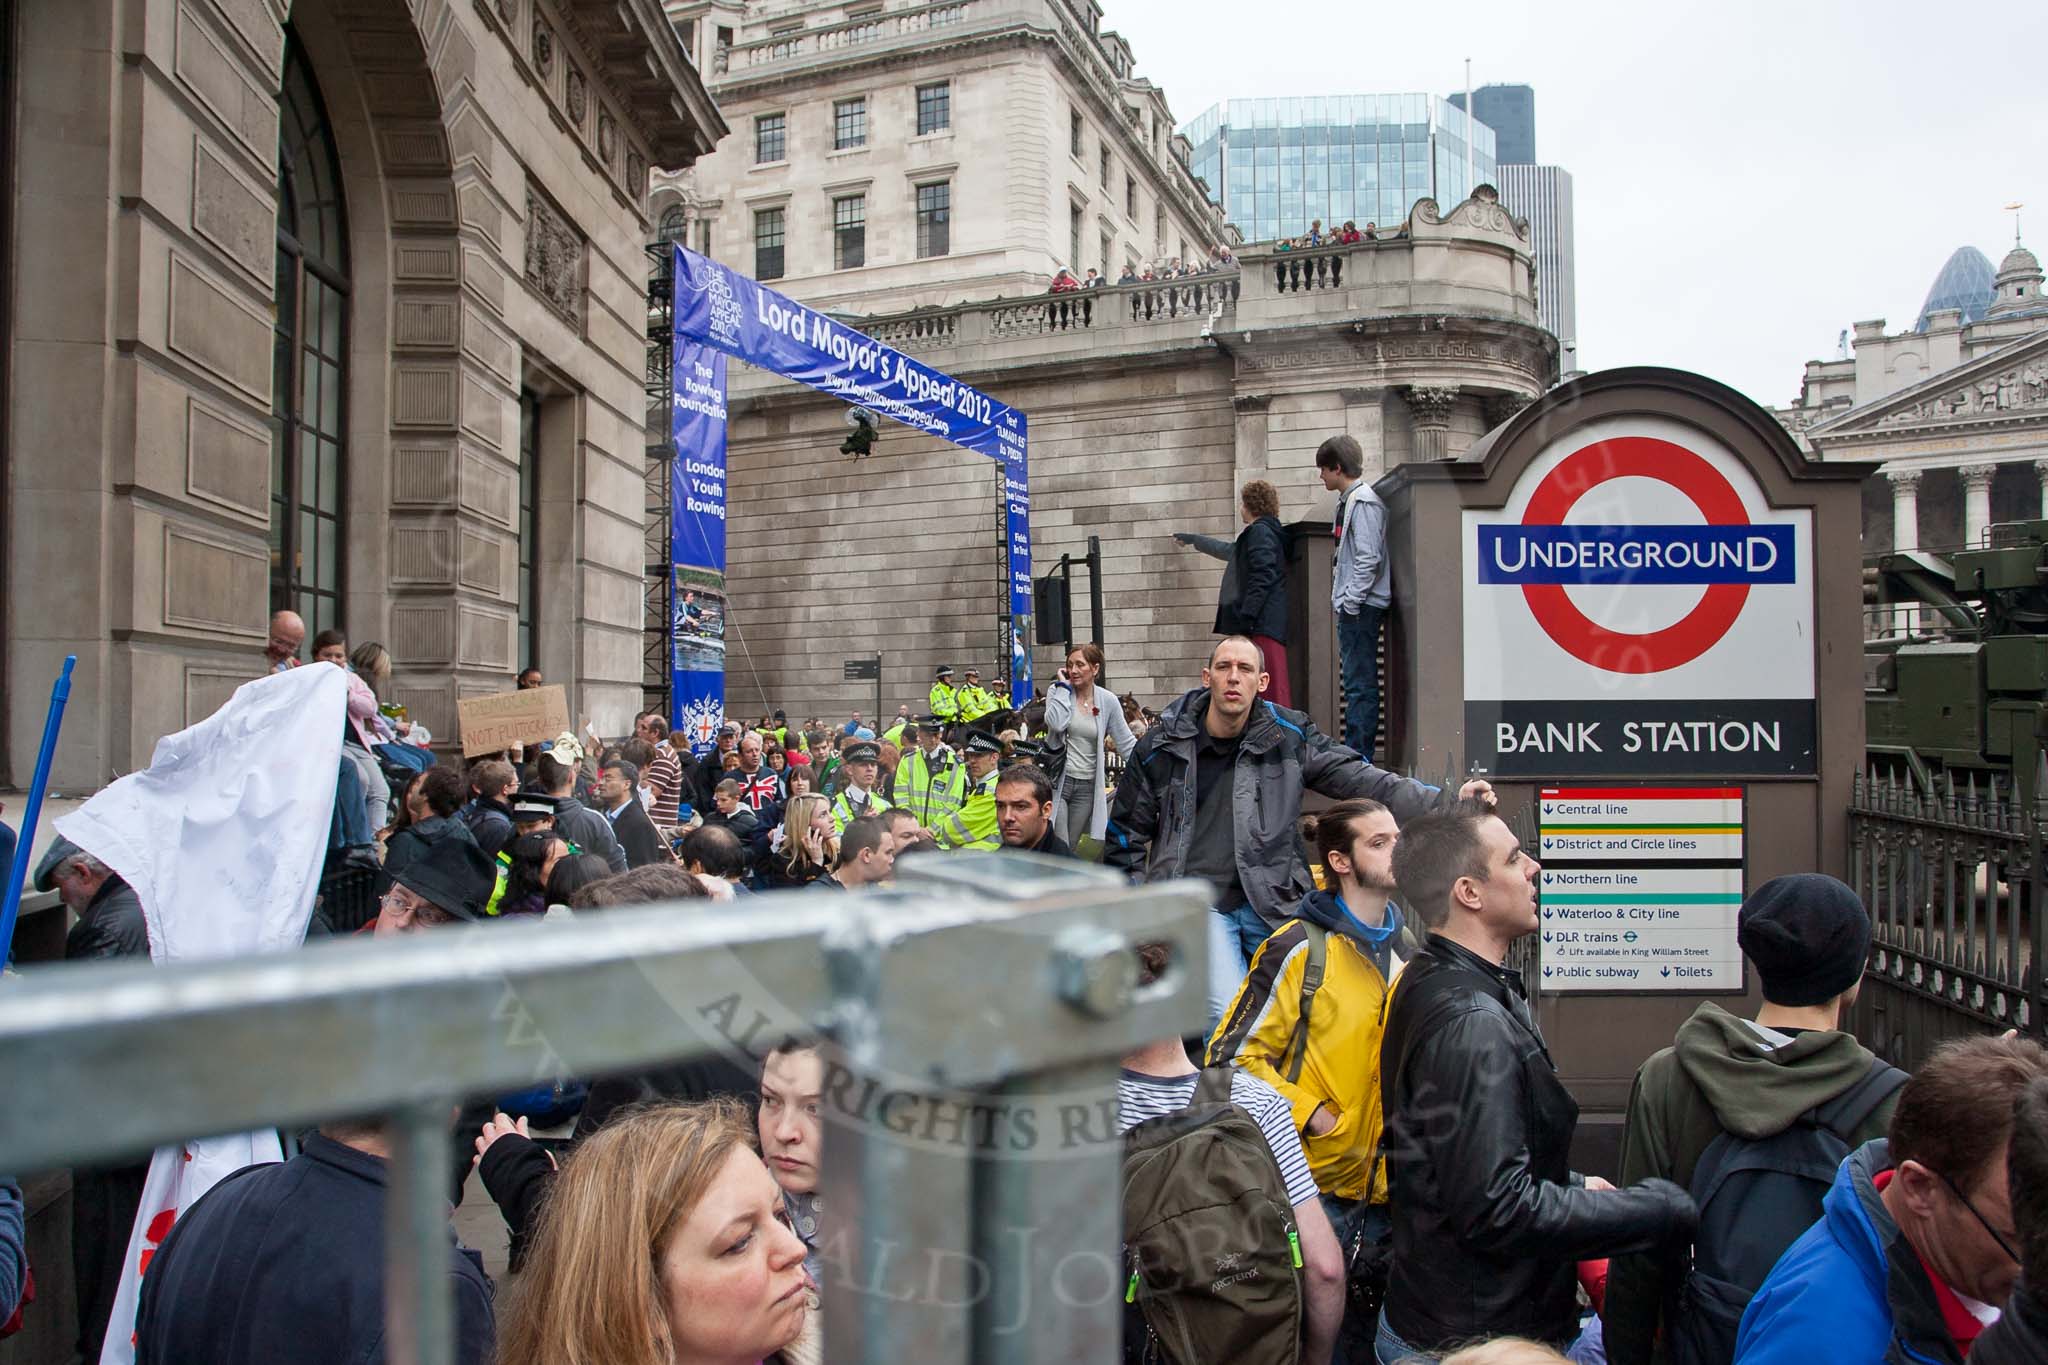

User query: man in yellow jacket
[891,717,962,828]
[957,668,1001,723]
[1207,797,1415,1251]
[934,728,1004,849]
[929,666,961,726]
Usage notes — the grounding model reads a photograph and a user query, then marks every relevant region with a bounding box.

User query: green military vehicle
[1866,519,2048,806]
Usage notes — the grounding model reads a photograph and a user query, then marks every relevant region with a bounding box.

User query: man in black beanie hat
[1604,873,1906,1364]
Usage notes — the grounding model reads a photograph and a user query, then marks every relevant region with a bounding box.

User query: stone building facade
[650,0,1228,315]
[716,188,1555,721]
[1,0,723,790]
[1777,241,2048,562]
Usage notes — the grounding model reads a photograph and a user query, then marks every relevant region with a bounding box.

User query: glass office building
[1181,95,1496,245]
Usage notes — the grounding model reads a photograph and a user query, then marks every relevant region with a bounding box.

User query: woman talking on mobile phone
[1044,642,1136,852]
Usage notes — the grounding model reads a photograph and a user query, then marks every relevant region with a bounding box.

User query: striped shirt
[645,742,686,824]
[1116,1068,1319,1208]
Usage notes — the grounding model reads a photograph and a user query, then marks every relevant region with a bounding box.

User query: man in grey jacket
[1318,433,1391,760]
[1106,636,1491,1019]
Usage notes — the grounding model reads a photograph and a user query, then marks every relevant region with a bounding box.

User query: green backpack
[1121,1068,1305,1365]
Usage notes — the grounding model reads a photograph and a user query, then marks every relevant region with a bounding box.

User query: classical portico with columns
[1781,241,2048,560]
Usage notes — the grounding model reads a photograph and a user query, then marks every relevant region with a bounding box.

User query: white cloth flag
[58,664,345,1365]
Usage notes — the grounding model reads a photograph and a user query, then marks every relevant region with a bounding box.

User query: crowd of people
[1049,246,1240,293]
[1271,217,1407,252]
[8,434,2048,1365]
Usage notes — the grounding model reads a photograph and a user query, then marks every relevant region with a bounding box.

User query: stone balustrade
[717,0,979,73]
[715,194,1541,400]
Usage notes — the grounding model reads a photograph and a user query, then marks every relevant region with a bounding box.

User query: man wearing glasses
[374,838,498,936]
[1734,1033,2048,1364]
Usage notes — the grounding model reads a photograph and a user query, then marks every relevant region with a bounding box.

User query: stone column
[1886,469,1921,552]
[1407,385,1460,461]
[2035,460,2048,518]
[1960,463,1997,547]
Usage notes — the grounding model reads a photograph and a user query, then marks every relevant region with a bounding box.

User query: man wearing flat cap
[36,834,148,962]
[829,739,892,835]
[1604,873,1904,1364]
[935,728,1005,850]
[930,666,961,726]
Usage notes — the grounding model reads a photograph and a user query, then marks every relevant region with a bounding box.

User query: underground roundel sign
[1462,414,1816,777]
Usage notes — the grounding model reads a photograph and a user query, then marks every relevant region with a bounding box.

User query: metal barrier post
[386,1102,456,1365]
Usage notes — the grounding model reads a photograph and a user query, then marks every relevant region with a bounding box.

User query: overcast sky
[1112,0,2048,409]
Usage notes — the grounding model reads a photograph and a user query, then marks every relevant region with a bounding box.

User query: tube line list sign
[1537,785,1745,994]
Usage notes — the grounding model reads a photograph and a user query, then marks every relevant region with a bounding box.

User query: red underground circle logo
[1477,436,1795,675]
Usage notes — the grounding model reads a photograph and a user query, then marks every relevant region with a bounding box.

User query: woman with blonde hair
[495,1100,810,1365]
[753,793,836,891]
[1438,1339,1571,1364]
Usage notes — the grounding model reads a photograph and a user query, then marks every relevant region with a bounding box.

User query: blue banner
[669,336,729,757]
[670,245,1033,705]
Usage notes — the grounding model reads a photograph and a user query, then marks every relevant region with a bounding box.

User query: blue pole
[0,654,77,963]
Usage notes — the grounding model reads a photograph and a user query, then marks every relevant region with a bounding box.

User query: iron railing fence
[0,856,1209,1365]
[1847,768,2047,1070]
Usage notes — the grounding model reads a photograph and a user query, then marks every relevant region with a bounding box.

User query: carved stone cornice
[475,0,725,202]
[1959,462,1999,491]
[1884,468,1922,492]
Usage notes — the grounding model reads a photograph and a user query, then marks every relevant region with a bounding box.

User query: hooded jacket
[1733,1139,1968,1365]
[1206,889,1419,1201]
[1605,1003,1900,1365]
[1104,689,1439,926]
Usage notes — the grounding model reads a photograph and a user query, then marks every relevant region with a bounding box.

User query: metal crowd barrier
[0,855,1209,1365]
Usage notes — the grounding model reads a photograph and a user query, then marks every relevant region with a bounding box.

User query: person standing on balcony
[1318,434,1391,761]
[1175,478,1295,707]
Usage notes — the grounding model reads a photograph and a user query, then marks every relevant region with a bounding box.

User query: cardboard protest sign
[458,684,569,756]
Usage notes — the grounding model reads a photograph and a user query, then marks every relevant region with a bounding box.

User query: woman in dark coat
[1174,478,1294,705]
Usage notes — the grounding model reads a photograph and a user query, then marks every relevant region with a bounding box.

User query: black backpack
[1668,1058,1907,1365]
[1121,1068,1305,1365]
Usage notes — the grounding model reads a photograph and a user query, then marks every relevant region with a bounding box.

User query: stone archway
[287,0,523,741]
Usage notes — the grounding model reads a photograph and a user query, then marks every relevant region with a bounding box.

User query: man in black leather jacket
[1376,803,1697,1360]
